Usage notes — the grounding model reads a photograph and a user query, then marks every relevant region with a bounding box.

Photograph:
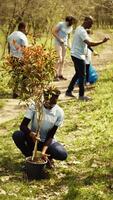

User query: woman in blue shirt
[52,16,75,81]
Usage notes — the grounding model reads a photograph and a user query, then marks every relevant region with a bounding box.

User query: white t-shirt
[71,26,89,60]
[54,21,73,45]
[24,102,64,142]
[8,31,28,58]
[85,47,92,64]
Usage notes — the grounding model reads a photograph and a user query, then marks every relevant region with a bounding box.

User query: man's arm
[20,117,31,134]
[20,117,37,142]
[84,37,109,47]
[41,125,58,156]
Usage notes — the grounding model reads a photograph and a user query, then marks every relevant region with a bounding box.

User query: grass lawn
[0,63,113,200]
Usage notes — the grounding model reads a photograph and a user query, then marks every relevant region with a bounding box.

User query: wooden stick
[32,139,38,161]
[31,132,40,161]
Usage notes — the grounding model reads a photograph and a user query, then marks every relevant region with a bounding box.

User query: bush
[6,45,56,102]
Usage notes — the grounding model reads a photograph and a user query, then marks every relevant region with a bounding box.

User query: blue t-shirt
[8,31,28,58]
[54,21,73,45]
[24,102,64,142]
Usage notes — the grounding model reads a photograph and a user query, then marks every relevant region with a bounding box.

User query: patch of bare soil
[0,99,25,124]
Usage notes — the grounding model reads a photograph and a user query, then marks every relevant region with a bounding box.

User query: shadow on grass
[48,166,113,199]
[0,153,26,181]
[0,152,51,182]
[1,150,113,198]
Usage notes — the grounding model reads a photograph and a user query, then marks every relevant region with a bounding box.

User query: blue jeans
[12,130,67,160]
[67,56,86,97]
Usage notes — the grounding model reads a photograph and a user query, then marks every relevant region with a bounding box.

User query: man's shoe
[79,96,92,101]
[65,91,75,97]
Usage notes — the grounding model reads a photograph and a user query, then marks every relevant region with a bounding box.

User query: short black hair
[84,16,93,23]
[65,16,76,24]
[18,22,26,30]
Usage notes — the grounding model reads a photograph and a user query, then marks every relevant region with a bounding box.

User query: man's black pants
[67,56,86,97]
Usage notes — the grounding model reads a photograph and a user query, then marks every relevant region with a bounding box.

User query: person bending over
[52,16,75,81]
[8,22,28,98]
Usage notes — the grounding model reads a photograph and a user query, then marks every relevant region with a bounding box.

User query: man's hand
[29,132,40,143]
[102,37,110,43]
[41,152,49,162]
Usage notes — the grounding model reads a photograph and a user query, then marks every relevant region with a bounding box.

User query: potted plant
[6,45,57,179]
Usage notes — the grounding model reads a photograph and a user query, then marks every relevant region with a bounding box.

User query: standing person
[65,16,109,100]
[52,16,75,81]
[12,87,67,168]
[8,22,28,98]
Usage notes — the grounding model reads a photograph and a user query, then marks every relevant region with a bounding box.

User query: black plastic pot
[26,157,47,180]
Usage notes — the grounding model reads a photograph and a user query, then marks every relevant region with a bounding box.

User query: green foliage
[1,64,113,199]
[0,61,11,96]
[5,45,56,102]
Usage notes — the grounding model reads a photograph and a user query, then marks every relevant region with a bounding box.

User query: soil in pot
[26,156,47,180]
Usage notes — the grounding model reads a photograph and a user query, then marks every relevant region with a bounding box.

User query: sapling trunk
[32,138,38,161]
[31,96,43,161]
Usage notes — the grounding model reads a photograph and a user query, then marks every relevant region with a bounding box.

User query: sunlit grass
[0,29,113,199]
[0,64,113,199]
